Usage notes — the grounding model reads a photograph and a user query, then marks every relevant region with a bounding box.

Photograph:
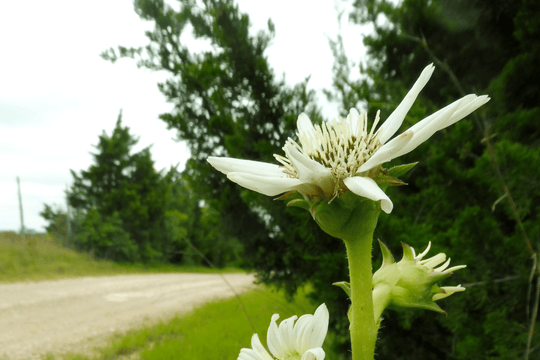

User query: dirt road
[0,273,254,359]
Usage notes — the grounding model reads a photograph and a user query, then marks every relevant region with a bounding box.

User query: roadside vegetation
[20,0,540,357]
[0,231,239,283]
[1,231,336,359]
[41,285,339,360]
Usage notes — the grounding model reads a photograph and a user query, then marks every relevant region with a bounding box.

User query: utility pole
[66,184,71,237]
[16,176,25,240]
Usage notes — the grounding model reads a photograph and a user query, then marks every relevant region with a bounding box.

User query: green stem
[310,193,382,359]
[344,233,378,360]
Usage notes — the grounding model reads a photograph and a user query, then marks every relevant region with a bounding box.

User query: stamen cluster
[275,111,383,196]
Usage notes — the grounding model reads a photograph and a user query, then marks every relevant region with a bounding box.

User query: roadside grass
[0,231,239,283]
[42,285,339,360]
[2,231,342,358]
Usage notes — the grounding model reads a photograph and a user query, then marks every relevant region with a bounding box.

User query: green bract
[308,192,381,242]
[372,241,466,317]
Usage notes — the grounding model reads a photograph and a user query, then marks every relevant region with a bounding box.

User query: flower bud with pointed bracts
[372,241,466,318]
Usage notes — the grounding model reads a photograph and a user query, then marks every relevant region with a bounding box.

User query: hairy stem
[344,232,378,360]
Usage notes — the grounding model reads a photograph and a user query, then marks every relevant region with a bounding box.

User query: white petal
[238,349,264,360]
[309,304,329,348]
[434,258,452,272]
[301,348,326,360]
[357,130,414,172]
[250,334,274,360]
[293,314,314,353]
[405,95,476,135]
[415,242,431,260]
[394,94,489,159]
[284,143,334,196]
[299,316,319,351]
[290,305,328,356]
[434,285,466,300]
[267,314,284,357]
[392,94,468,158]
[432,292,450,301]
[421,253,446,268]
[267,314,297,358]
[442,264,467,273]
[347,108,361,137]
[284,144,329,181]
[376,64,435,144]
[441,285,466,293]
[278,316,298,354]
[297,113,316,136]
[227,172,305,196]
[435,95,490,130]
[343,176,393,213]
[208,157,285,177]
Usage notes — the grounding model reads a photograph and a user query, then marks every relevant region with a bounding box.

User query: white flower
[238,304,329,360]
[208,64,490,213]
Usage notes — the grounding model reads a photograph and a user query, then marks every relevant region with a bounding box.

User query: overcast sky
[0,0,369,232]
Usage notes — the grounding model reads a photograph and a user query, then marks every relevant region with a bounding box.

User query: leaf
[333,281,351,297]
[374,173,407,186]
[386,162,418,178]
[333,281,353,323]
[286,198,310,211]
[275,191,301,201]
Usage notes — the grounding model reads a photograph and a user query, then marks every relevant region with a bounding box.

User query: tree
[40,204,80,248]
[68,111,173,262]
[102,0,340,294]
[163,170,244,267]
[321,0,540,358]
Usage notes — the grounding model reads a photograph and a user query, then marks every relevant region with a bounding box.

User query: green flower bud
[373,241,466,318]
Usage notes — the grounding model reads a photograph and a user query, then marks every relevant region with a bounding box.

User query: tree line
[42,111,241,267]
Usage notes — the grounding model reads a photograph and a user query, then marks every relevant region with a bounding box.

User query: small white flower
[208,64,490,213]
[372,241,467,315]
[412,242,467,300]
[238,304,329,360]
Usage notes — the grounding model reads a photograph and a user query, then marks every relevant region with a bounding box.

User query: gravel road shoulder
[0,273,255,359]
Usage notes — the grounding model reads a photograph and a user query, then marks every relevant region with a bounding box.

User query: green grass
[42,285,339,360]
[0,231,239,283]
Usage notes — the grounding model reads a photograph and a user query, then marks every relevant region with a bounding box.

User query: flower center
[275,111,383,196]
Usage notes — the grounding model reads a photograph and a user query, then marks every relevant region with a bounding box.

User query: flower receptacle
[309,192,381,242]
